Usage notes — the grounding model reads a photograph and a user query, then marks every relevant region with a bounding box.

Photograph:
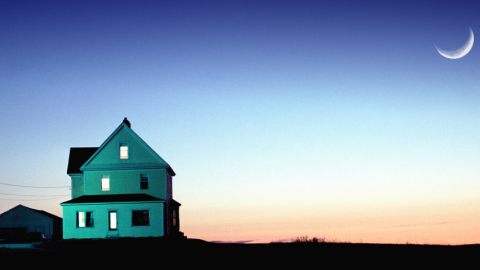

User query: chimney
[123,117,131,128]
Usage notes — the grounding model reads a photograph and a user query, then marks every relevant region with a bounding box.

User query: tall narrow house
[61,118,181,239]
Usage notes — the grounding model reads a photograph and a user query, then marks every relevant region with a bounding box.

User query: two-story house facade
[61,118,181,239]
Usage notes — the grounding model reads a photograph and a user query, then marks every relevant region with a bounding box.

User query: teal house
[61,118,181,239]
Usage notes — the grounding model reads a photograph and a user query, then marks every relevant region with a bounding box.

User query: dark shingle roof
[31,209,63,222]
[61,194,165,205]
[67,147,98,174]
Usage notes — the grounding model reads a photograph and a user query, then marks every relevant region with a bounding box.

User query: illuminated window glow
[77,212,93,227]
[102,175,110,191]
[120,143,128,159]
[109,211,117,230]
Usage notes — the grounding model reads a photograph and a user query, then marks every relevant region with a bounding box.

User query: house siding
[84,127,169,170]
[83,169,167,198]
[71,175,84,199]
[165,170,172,236]
[62,202,164,239]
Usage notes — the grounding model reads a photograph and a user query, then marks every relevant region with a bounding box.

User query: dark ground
[1,237,478,266]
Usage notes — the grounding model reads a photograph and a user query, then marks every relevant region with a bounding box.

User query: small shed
[0,204,62,241]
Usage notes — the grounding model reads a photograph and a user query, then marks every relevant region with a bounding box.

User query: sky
[1,0,480,245]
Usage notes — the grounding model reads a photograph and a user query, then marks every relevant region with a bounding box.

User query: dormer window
[120,143,128,159]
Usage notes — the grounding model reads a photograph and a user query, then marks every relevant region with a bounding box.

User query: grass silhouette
[273,235,355,244]
[1,236,478,266]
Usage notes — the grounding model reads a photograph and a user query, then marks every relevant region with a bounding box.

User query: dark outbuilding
[0,204,62,241]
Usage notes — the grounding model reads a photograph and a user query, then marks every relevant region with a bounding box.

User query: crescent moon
[435,27,474,59]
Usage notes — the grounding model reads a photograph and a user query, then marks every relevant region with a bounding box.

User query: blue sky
[1,0,480,244]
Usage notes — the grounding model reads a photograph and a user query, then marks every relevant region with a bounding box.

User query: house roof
[171,199,182,206]
[31,209,63,222]
[68,119,175,176]
[0,204,62,221]
[67,147,99,174]
[61,194,165,205]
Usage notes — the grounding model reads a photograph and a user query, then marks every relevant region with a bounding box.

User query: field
[1,237,479,265]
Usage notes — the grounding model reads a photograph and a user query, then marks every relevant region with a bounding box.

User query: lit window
[109,211,117,231]
[120,143,128,159]
[102,175,110,191]
[77,212,93,227]
[140,174,148,189]
[132,210,149,226]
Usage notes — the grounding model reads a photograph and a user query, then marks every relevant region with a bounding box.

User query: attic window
[120,143,128,159]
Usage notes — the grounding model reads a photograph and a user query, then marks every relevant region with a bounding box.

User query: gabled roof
[30,209,63,222]
[0,204,62,222]
[68,119,175,176]
[61,194,165,205]
[67,147,99,174]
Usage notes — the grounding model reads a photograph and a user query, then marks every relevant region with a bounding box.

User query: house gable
[0,205,55,222]
[81,122,172,172]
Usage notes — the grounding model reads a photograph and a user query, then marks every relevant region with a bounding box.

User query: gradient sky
[1,0,480,244]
